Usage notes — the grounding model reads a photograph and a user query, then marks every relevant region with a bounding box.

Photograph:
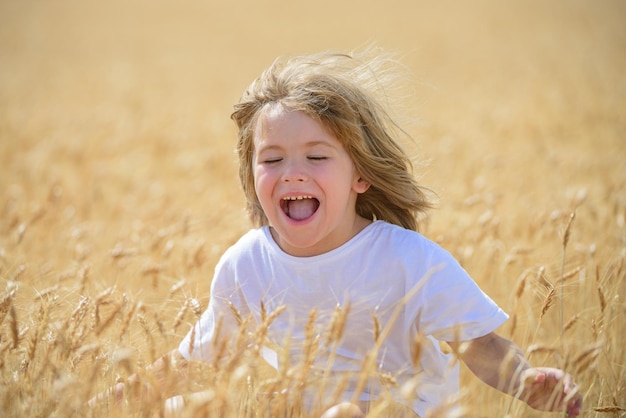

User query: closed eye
[262,158,283,164]
[308,156,327,161]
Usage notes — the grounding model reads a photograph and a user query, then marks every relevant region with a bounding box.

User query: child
[97,50,582,417]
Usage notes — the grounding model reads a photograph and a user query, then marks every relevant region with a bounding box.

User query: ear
[353,177,371,194]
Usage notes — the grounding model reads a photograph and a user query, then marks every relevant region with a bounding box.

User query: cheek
[252,170,263,195]
[252,168,272,199]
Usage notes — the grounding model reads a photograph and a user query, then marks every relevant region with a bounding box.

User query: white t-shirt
[179,221,508,417]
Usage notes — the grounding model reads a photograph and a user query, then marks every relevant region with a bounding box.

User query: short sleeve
[415,245,508,342]
[178,257,249,362]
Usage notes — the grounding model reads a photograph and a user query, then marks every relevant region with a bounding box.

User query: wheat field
[1,0,624,417]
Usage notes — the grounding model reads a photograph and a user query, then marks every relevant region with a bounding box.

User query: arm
[447,332,582,417]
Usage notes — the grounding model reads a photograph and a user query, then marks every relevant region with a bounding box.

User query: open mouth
[281,195,320,221]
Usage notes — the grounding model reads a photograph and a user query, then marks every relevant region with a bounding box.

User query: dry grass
[1,0,625,416]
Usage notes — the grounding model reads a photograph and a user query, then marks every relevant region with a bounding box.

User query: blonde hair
[231,49,432,231]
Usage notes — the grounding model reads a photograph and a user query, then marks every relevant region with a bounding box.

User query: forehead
[253,103,336,146]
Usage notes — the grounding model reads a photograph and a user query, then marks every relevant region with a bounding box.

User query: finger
[556,372,580,402]
[522,369,546,387]
[566,393,582,417]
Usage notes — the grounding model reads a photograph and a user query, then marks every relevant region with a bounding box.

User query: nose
[281,160,308,183]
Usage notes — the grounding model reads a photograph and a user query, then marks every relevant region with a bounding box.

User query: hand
[520,367,582,417]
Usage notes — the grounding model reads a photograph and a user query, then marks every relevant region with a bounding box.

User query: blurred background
[2,0,624,214]
[1,0,625,415]
[2,0,624,268]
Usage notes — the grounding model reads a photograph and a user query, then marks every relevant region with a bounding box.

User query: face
[252,104,371,257]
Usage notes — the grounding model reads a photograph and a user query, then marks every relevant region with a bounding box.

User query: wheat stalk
[540,286,556,319]
[118,299,139,343]
[573,341,603,374]
[171,299,189,333]
[9,305,19,349]
[95,302,122,337]
[559,211,576,346]
[138,310,156,362]
[563,314,580,334]
[0,289,16,326]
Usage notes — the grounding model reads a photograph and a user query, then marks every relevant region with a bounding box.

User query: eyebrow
[256,140,336,153]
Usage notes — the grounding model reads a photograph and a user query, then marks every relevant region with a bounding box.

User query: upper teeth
[283,196,313,200]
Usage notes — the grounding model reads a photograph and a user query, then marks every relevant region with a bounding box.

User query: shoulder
[368,222,467,282]
[216,227,272,268]
[368,221,443,256]
[228,227,268,250]
[209,227,274,292]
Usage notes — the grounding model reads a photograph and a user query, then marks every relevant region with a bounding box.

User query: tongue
[287,199,318,221]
